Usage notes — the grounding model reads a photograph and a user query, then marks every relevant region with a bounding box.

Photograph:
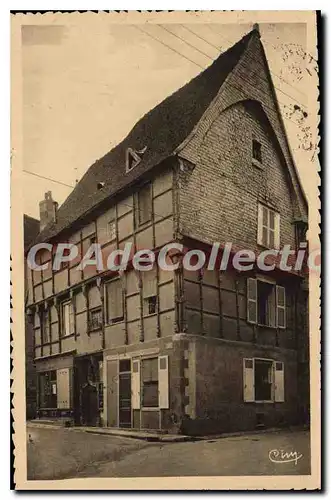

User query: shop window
[38,370,57,409]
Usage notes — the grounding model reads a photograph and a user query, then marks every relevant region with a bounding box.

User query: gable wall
[177,33,307,251]
[178,100,297,252]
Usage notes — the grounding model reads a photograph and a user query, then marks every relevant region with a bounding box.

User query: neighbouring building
[24,214,40,419]
[25,26,309,434]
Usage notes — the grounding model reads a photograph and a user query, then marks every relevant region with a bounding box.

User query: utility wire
[23,170,75,189]
[169,24,307,110]
[136,25,307,129]
[180,24,223,52]
[159,24,215,60]
[134,25,205,70]
[209,26,307,102]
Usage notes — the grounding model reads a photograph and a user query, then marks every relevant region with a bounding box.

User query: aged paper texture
[11,10,320,490]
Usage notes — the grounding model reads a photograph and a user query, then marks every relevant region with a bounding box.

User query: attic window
[252,140,262,165]
[97,182,105,190]
[126,146,147,173]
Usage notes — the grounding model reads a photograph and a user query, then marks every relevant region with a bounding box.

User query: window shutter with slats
[247,278,257,324]
[131,359,141,410]
[257,204,263,245]
[274,213,281,250]
[274,361,285,402]
[276,285,286,328]
[158,355,169,409]
[243,358,255,402]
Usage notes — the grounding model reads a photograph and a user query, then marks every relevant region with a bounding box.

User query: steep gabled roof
[24,214,39,250]
[34,29,255,244]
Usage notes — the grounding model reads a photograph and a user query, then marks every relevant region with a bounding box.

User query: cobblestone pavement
[27,424,310,480]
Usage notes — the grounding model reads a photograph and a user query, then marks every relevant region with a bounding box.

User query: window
[257,204,280,249]
[252,139,262,163]
[243,358,285,403]
[105,279,124,323]
[257,280,276,327]
[247,278,286,328]
[254,359,273,401]
[38,370,57,409]
[137,184,152,226]
[108,220,116,241]
[88,307,102,331]
[126,146,147,173]
[144,296,157,315]
[142,267,157,316]
[89,234,97,245]
[41,308,50,344]
[142,357,158,407]
[61,300,74,337]
[59,247,71,270]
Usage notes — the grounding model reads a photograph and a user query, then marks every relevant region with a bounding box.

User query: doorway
[74,353,103,426]
[118,359,132,428]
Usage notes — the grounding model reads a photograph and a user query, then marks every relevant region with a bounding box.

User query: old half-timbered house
[26,25,309,434]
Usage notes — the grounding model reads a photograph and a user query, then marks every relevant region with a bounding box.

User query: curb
[27,421,309,443]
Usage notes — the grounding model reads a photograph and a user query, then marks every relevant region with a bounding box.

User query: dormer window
[252,139,262,165]
[126,146,147,173]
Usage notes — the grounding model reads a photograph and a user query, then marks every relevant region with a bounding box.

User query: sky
[21,19,317,219]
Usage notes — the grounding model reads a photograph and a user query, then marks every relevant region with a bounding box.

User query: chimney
[253,23,261,37]
[39,191,58,232]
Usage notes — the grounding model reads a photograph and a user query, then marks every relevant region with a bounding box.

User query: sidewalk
[28,419,308,443]
[28,420,193,442]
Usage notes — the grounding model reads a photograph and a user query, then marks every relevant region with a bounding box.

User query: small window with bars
[108,220,116,242]
[144,296,157,316]
[88,307,103,332]
[252,139,262,164]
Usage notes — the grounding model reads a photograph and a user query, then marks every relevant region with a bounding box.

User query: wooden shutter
[107,280,123,321]
[276,285,286,329]
[274,212,281,249]
[274,361,285,402]
[158,355,169,409]
[131,359,141,410]
[247,278,257,324]
[243,358,255,402]
[69,302,75,334]
[64,303,70,336]
[57,368,70,409]
[257,204,263,245]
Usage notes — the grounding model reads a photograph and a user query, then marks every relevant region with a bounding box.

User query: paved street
[27,424,310,480]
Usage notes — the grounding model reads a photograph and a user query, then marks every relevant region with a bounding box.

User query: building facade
[24,214,40,419]
[26,27,309,434]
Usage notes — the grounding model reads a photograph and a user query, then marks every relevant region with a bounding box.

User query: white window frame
[257,203,280,249]
[243,357,285,404]
[61,300,74,337]
[247,278,286,329]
